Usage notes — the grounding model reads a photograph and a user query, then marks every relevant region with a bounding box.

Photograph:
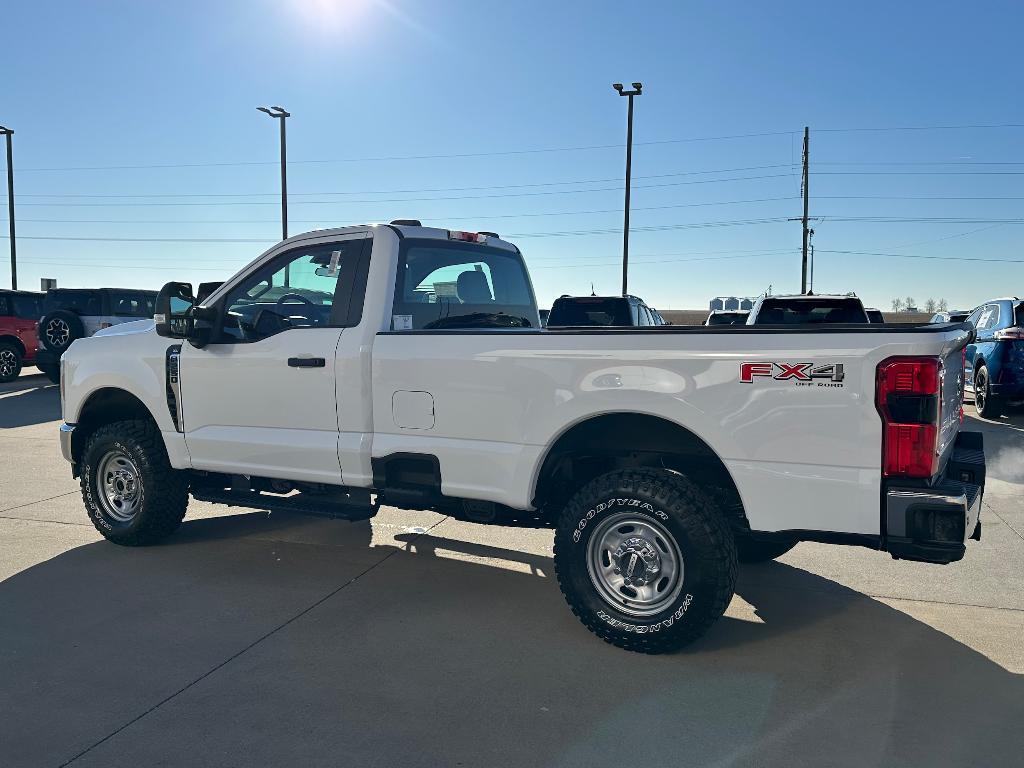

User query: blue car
[964,297,1024,418]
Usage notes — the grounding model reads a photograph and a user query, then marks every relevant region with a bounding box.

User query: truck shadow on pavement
[0,375,59,429]
[1,509,1022,767]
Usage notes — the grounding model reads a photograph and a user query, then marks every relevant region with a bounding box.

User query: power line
[818,249,1023,264]
[18,249,798,273]
[817,195,1024,201]
[816,123,1024,133]
[815,216,1024,224]
[1,197,799,226]
[814,170,1024,176]
[10,165,796,199]
[0,217,791,245]
[13,131,796,173]
[7,174,796,207]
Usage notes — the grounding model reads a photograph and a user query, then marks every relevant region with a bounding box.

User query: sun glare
[292,0,373,32]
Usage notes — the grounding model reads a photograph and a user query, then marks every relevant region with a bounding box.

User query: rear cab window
[392,239,538,330]
[753,298,868,324]
[548,297,632,327]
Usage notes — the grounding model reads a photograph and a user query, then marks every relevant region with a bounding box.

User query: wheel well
[73,388,157,462]
[0,334,26,357]
[532,413,748,530]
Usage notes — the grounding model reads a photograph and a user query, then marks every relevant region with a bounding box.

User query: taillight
[876,356,941,478]
[994,327,1024,340]
[448,230,488,243]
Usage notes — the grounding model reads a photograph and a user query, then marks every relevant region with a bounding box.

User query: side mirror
[155,282,195,339]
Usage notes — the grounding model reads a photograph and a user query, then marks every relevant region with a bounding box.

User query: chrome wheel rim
[96,450,143,523]
[0,349,16,377]
[976,373,986,412]
[46,319,71,348]
[586,512,684,617]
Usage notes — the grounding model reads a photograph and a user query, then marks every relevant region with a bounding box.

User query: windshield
[753,298,868,324]
[392,240,538,330]
[548,297,632,326]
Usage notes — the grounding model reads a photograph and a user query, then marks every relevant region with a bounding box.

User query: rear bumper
[884,431,985,564]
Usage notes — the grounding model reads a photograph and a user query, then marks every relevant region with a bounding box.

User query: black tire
[975,367,1003,419]
[37,362,60,384]
[0,341,23,383]
[553,468,737,654]
[735,536,796,563]
[80,419,189,545]
[39,310,84,354]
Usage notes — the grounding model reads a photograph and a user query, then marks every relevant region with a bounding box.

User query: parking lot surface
[2,372,1022,767]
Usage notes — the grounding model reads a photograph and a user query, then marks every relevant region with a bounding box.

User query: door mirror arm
[187,305,218,349]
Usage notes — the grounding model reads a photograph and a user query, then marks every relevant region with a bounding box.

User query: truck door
[179,232,371,484]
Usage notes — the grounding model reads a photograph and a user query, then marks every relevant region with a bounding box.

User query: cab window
[219,238,366,342]
[393,240,537,330]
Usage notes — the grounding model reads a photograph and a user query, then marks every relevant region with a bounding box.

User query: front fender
[62,333,191,470]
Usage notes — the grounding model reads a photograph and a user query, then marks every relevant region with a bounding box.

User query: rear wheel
[553,468,737,653]
[80,419,189,545]
[735,536,796,563]
[975,367,1003,419]
[0,342,23,383]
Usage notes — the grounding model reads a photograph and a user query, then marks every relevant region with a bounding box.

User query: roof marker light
[448,230,487,243]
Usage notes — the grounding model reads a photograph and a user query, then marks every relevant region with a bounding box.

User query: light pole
[0,126,16,290]
[612,83,641,296]
[257,106,290,241]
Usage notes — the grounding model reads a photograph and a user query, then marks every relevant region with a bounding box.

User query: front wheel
[975,367,1003,419]
[0,342,23,383]
[553,468,737,654]
[80,419,189,545]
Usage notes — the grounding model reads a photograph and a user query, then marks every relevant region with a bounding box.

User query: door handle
[288,357,326,368]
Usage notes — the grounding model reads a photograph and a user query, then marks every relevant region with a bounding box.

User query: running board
[190,487,378,521]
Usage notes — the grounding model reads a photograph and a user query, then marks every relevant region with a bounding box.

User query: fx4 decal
[740,361,845,386]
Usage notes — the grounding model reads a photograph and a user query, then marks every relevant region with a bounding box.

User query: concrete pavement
[1,373,1022,767]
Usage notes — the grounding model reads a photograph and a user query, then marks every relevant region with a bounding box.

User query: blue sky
[1,0,1021,311]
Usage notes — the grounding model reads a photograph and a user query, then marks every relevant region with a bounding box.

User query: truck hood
[92,319,156,337]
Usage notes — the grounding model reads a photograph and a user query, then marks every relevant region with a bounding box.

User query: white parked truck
[58,222,985,653]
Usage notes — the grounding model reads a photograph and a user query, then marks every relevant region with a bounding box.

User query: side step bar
[190,486,378,521]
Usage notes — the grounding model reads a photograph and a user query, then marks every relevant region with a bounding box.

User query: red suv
[0,290,43,383]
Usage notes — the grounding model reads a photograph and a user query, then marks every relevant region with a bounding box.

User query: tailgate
[935,342,968,477]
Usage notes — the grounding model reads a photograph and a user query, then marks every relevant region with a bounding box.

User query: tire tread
[553,468,737,654]
[81,419,188,545]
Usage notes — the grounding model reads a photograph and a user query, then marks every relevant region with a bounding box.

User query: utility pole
[613,82,642,296]
[257,106,290,241]
[800,126,810,294]
[0,126,16,290]
[807,228,815,294]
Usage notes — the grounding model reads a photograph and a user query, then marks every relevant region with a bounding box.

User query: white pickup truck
[58,222,985,653]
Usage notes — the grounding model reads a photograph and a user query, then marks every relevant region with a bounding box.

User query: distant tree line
[890,297,947,313]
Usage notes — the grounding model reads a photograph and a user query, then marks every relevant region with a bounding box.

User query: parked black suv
[36,288,157,382]
[546,295,667,327]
